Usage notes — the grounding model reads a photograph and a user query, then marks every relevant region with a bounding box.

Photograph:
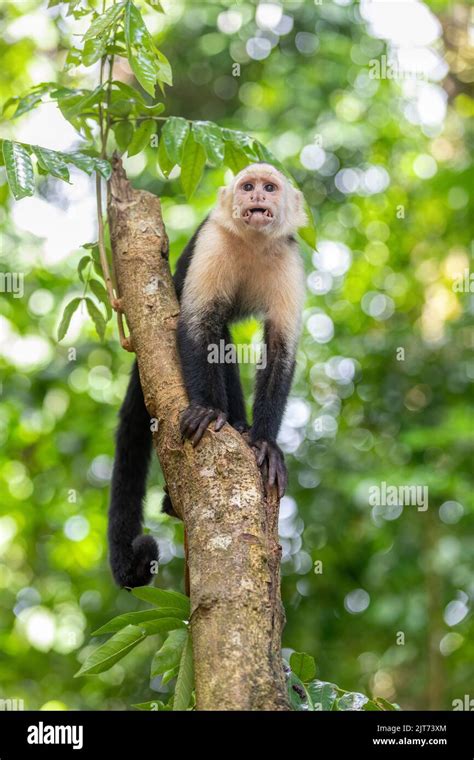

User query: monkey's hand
[251,438,287,498]
[180,403,227,447]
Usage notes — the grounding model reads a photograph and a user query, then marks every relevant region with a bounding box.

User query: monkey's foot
[251,438,288,498]
[180,404,227,447]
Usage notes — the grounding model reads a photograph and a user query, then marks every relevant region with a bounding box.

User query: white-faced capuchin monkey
[109,163,307,587]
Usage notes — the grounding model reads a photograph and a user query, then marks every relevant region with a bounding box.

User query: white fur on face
[211,163,308,240]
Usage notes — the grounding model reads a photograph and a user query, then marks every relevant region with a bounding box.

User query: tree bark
[107,156,289,711]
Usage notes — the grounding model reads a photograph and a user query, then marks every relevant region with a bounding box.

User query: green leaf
[57,297,82,342]
[253,140,287,175]
[83,1,126,42]
[192,121,225,166]
[113,121,134,152]
[155,49,173,87]
[84,242,103,277]
[111,80,147,105]
[161,666,179,685]
[75,625,146,676]
[173,634,194,710]
[66,0,90,19]
[298,201,317,247]
[89,279,112,320]
[151,629,188,677]
[140,618,186,635]
[55,86,103,121]
[162,116,189,164]
[336,691,370,711]
[3,86,53,119]
[64,48,83,71]
[127,119,155,157]
[124,1,156,96]
[180,132,206,199]
[287,670,308,711]
[130,45,157,98]
[85,297,106,340]
[131,586,190,618]
[221,127,255,151]
[158,136,174,177]
[223,141,251,174]
[132,700,171,711]
[3,141,35,200]
[77,256,92,283]
[32,146,70,182]
[306,680,338,711]
[83,36,108,67]
[63,152,112,179]
[142,102,165,116]
[362,699,385,711]
[109,99,134,117]
[372,697,399,711]
[290,651,316,683]
[144,0,164,12]
[92,609,186,636]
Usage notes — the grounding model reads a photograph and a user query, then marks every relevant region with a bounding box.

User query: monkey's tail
[108,361,158,587]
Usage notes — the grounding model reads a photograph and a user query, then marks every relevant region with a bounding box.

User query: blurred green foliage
[0,0,472,711]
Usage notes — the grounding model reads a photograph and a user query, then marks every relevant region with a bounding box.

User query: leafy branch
[1,0,317,337]
[75,586,399,712]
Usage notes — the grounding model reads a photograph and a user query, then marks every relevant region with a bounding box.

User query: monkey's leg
[223,327,249,434]
[250,323,296,497]
[177,307,229,446]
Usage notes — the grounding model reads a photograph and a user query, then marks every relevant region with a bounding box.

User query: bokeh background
[0,0,473,710]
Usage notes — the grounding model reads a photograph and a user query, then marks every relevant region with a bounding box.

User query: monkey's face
[232,172,283,231]
[215,163,308,239]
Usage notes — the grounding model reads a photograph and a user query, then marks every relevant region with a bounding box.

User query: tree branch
[107,155,289,711]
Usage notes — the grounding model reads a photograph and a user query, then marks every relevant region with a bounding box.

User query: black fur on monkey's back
[108,225,204,588]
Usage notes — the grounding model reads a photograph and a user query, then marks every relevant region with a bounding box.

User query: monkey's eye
[242,183,254,191]
[264,183,276,192]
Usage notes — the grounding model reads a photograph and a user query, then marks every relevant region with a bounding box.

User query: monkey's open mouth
[243,207,273,225]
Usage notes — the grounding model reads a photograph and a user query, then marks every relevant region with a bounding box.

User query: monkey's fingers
[214,412,227,432]
[191,410,217,446]
[252,440,268,467]
[180,404,209,438]
[275,457,288,498]
[268,448,278,488]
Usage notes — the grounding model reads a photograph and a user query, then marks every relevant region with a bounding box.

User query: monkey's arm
[250,322,296,496]
[177,304,229,446]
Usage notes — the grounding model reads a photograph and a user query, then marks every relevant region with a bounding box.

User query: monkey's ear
[218,186,229,202]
